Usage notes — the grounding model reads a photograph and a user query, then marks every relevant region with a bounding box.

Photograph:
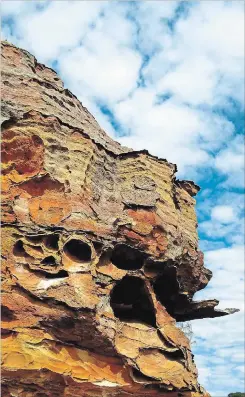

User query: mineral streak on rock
[1,40,236,397]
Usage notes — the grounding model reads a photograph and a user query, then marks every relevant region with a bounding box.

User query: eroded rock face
[1,41,235,397]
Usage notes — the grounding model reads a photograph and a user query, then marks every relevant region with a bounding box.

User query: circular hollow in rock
[44,234,59,251]
[13,240,27,257]
[111,244,145,270]
[41,256,56,266]
[63,239,92,263]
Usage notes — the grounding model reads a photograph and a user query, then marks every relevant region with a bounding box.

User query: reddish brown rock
[1,40,237,397]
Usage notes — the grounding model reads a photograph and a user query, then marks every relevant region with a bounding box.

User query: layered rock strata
[1,41,236,397]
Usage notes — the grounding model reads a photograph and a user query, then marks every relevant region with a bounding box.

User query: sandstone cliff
[1,41,236,397]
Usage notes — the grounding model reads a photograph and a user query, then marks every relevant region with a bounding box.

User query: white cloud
[175,1,244,60]
[1,0,43,17]
[156,55,217,106]
[211,205,235,224]
[192,244,244,394]
[215,135,245,188]
[59,40,141,104]
[192,311,245,394]
[236,365,245,373]
[143,1,244,106]
[200,218,244,246]
[24,2,107,62]
[115,94,235,175]
[195,245,244,309]
[198,190,244,245]
[197,191,244,220]
[215,136,244,173]
[133,1,179,55]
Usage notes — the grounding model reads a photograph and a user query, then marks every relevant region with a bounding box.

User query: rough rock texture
[1,41,236,397]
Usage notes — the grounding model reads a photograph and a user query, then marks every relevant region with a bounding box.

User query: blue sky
[2,1,244,395]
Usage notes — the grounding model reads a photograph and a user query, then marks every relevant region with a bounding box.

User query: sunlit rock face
[1,40,234,397]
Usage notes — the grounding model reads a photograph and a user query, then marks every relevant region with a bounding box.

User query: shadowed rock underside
[1,41,237,397]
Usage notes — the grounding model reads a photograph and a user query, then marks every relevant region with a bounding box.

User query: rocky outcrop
[1,41,236,397]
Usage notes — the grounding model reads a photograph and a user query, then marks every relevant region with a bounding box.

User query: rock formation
[1,41,237,397]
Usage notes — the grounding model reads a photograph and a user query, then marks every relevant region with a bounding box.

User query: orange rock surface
[1,41,236,397]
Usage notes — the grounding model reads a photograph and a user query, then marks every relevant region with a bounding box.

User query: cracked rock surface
[1,41,236,397]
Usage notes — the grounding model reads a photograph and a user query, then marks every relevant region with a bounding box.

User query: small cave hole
[110,276,156,327]
[144,384,162,391]
[162,348,185,361]
[25,235,44,244]
[13,240,27,257]
[41,256,56,266]
[131,368,156,383]
[111,244,145,270]
[44,269,69,279]
[63,239,91,262]
[44,234,59,251]
[1,305,15,321]
[153,267,179,317]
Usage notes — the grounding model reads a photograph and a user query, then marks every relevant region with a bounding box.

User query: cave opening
[63,239,91,262]
[43,269,69,279]
[131,368,156,382]
[25,235,44,244]
[110,276,156,327]
[41,256,56,266]
[13,240,29,258]
[44,234,59,251]
[1,305,15,321]
[153,267,179,317]
[111,244,145,270]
